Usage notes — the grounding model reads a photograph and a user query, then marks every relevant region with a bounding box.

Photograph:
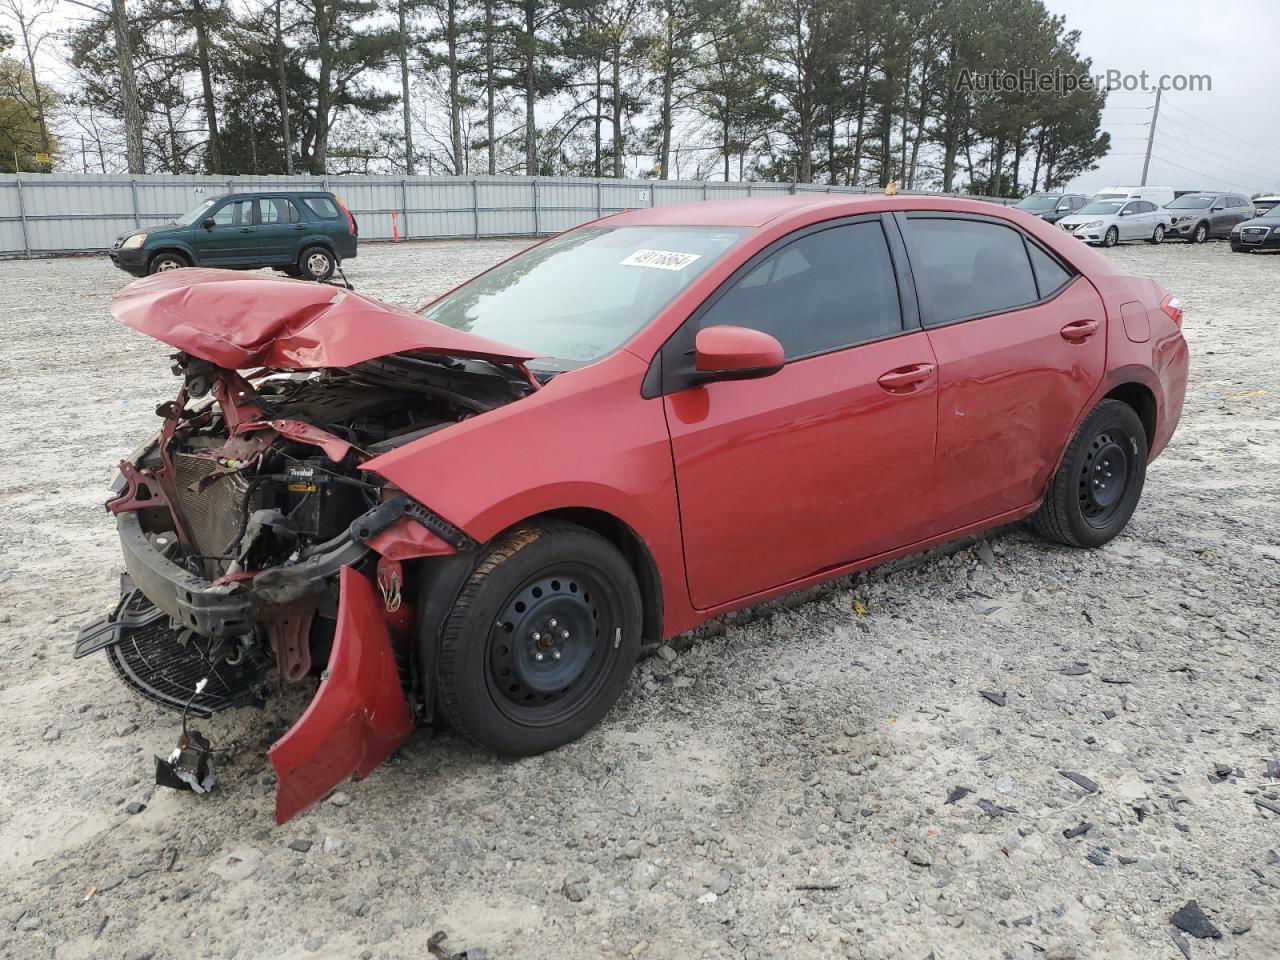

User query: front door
[196,198,257,264]
[897,213,1108,533]
[256,197,305,264]
[662,217,938,610]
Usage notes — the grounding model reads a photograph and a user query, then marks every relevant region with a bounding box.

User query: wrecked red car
[76,195,1188,822]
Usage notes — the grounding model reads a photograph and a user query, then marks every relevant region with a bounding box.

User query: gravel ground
[0,237,1277,960]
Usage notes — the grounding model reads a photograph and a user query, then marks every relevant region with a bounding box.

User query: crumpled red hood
[112,268,534,370]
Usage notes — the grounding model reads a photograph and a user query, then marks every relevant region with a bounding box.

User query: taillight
[334,195,357,236]
[1160,294,1183,328]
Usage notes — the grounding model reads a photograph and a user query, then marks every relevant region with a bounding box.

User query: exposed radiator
[172,453,250,572]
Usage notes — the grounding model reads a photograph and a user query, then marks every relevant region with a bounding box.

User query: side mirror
[1118,209,1132,216]
[201,218,216,229]
[693,325,785,383]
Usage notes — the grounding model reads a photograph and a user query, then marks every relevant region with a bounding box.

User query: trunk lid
[112,268,534,370]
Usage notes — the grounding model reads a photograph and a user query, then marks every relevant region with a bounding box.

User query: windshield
[176,198,218,226]
[1015,195,1061,212]
[1166,195,1214,209]
[1261,205,1280,219]
[1093,193,1126,200]
[422,225,747,365]
[1077,200,1124,215]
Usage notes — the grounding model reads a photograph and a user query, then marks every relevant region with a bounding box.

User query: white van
[1091,186,1177,207]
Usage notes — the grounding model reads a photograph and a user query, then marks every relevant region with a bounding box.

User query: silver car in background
[1056,198,1172,247]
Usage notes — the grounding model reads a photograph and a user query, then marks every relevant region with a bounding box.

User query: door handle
[877,363,935,393]
[240,227,253,234]
[1060,319,1099,343]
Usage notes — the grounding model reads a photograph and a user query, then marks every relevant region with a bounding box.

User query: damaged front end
[75,270,536,822]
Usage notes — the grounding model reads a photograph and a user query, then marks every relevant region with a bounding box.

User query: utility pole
[1141,86,1162,187]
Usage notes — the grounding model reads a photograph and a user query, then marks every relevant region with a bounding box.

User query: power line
[1160,98,1278,159]
[1154,114,1277,180]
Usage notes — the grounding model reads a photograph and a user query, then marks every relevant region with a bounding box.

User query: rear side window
[699,221,902,360]
[260,198,300,224]
[303,196,341,219]
[904,218,1038,325]
[1025,242,1074,298]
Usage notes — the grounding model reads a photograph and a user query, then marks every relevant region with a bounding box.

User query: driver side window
[212,200,253,226]
[698,221,903,361]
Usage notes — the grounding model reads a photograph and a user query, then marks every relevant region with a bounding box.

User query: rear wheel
[436,521,643,755]
[148,252,188,274]
[1149,224,1165,244]
[1102,226,1119,247]
[298,245,335,281]
[1031,399,1148,548]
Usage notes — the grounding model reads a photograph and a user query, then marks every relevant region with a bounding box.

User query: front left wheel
[436,521,643,756]
[1031,399,1148,548]
[148,252,188,273]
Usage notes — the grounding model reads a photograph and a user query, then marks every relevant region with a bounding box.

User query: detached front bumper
[87,493,461,822]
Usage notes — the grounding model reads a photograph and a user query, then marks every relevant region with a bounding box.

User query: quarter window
[904,218,1039,325]
[303,196,341,219]
[1025,242,1074,299]
[698,221,902,360]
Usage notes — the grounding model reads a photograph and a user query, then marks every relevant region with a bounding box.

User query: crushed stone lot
[0,236,1277,960]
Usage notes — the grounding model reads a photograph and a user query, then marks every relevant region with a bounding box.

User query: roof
[600,192,1011,229]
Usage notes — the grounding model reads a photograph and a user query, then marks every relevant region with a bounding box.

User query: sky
[1047,0,1280,196]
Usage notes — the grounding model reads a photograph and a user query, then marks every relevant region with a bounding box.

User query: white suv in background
[1057,198,1173,246]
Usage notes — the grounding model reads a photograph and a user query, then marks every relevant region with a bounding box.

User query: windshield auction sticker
[621,249,703,271]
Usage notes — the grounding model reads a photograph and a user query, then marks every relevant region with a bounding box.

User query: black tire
[1148,224,1165,244]
[1032,399,1148,548]
[1190,222,1208,244]
[1102,226,1119,247]
[436,521,643,755]
[298,245,335,281]
[148,252,188,274]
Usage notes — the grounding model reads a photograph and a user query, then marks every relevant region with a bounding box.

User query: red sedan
[78,194,1188,822]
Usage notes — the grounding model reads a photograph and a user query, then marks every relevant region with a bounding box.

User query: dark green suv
[109,191,359,281]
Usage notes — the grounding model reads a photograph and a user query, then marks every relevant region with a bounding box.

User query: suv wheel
[298,246,335,281]
[1031,399,1148,548]
[148,252,187,274]
[1190,222,1208,244]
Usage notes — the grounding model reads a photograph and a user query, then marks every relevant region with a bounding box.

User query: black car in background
[1162,192,1254,243]
[1230,205,1280,252]
[1013,192,1090,223]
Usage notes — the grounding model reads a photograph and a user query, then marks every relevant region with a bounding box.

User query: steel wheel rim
[1078,430,1132,527]
[486,565,620,726]
[307,252,330,276]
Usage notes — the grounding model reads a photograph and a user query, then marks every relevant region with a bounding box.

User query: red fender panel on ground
[268,566,414,824]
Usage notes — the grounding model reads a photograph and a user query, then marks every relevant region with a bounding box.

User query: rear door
[897,213,1107,533]
[256,197,305,264]
[661,216,939,609]
[196,198,257,264]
